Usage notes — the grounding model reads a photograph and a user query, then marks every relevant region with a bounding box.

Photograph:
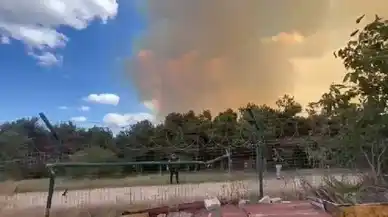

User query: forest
[1,15,388,180]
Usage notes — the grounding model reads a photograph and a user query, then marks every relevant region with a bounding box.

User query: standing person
[272,147,284,179]
[168,153,180,184]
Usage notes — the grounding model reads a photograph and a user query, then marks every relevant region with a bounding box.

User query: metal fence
[0,142,361,211]
[0,111,372,217]
[0,146,262,215]
[257,139,363,201]
[40,147,261,216]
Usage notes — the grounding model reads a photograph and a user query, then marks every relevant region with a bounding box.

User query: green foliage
[329,15,388,180]
[300,15,388,204]
[67,146,119,178]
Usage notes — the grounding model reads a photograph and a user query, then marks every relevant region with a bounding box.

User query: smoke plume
[126,0,388,117]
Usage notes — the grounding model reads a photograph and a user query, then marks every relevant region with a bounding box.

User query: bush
[301,174,388,204]
[66,146,121,178]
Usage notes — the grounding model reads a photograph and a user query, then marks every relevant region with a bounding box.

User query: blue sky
[0,1,153,128]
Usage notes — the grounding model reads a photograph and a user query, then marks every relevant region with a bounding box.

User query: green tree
[67,146,119,178]
[316,14,388,180]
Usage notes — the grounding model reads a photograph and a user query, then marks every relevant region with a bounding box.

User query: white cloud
[0,35,10,44]
[0,0,118,66]
[70,116,87,122]
[29,51,63,66]
[84,93,120,106]
[79,105,90,111]
[58,106,68,110]
[103,112,154,127]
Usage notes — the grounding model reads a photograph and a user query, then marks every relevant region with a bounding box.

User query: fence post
[246,108,265,199]
[39,112,62,161]
[44,167,56,217]
[255,144,264,199]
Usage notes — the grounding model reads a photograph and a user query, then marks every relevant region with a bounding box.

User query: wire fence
[0,111,373,216]
[259,139,364,200]
[0,142,361,213]
[0,146,262,212]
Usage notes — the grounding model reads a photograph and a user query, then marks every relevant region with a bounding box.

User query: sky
[0,0,154,130]
[0,0,387,130]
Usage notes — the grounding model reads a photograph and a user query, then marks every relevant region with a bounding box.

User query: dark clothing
[169,155,180,184]
[169,156,179,170]
[170,170,179,184]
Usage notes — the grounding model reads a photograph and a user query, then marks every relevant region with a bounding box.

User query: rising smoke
[126,0,388,118]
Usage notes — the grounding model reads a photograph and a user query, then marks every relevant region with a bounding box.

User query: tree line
[1,15,388,180]
[0,95,317,179]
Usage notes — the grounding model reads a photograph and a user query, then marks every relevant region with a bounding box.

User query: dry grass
[0,187,310,217]
[0,180,251,217]
[300,173,388,204]
[0,185,305,217]
[0,169,352,194]
[1,181,254,210]
[0,171,257,193]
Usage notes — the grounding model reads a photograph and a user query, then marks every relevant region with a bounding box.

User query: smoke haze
[126,0,388,117]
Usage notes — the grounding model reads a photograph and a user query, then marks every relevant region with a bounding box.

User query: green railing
[44,155,239,217]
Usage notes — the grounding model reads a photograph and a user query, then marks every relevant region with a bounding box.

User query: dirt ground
[0,171,257,193]
[0,168,356,193]
[0,169,359,217]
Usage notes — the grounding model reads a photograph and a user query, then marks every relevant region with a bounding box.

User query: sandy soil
[0,173,359,211]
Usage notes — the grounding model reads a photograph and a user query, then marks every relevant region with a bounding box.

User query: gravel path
[0,173,359,210]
